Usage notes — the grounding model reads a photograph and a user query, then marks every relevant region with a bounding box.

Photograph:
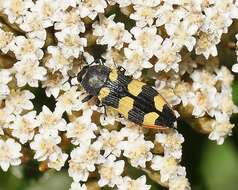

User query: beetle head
[77,65,110,96]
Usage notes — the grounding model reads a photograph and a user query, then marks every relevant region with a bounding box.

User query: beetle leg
[95,99,108,116]
[98,58,105,65]
[96,100,107,117]
[103,106,107,117]
[88,58,106,66]
[82,95,94,103]
[118,66,126,74]
[96,99,103,107]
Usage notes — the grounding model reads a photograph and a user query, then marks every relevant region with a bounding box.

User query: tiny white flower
[98,155,124,187]
[66,109,97,145]
[120,135,154,168]
[10,111,39,144]
[56,86,85,114]
[189,91,209,117]
[55,28,87,59]
[212,88,237,121]
[5,90,35,114]
[47,150,68,171]
[68,141,104,182]
[20,11,44,32]
[37,105,67,137]
[129,26,162,58]
[223,0,238,19]
[195,31,221,59]
[30,133,61,161]
[30,0,61,28]
[151,155,186,183]
[54,8,85,32]
[77,0,107,19]
[182,11,204,35]
[155,4,174,27]
[3,0,34,24]
[208,121,234,145]
[155,130,184,159]
[154,38,181,72]
[120,122,144,140]
[170,22,196,52]
[14,58,47,87]
[123,47,153,78]
[93,15,132,50]
[190,70,217,90]
[117,175,151,190]
[201,7,232,34]
[19,11,46,42]
[0,138,22,171]
[175,85,195,111]
[98,129,124,157]
[11,36,44,60]
[156,5,186,33]
[130,5,158,27]
[46,46,73,74]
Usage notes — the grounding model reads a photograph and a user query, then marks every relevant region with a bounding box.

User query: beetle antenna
[87,57,106,66]
[99,59,103,65]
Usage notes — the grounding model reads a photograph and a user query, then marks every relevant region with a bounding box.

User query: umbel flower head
[0,0,238,190]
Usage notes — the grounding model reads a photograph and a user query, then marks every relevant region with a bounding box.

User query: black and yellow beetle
[77,64,176,129]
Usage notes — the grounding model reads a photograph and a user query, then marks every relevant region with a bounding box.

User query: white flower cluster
[0,0,237,190]
[93,0,238,78]
[0,94,69,171]
[149,130,190,189]
[68,123,187,189]
[173,65,237,144]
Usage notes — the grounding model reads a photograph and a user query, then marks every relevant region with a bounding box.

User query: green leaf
[200,140,238,190]
[232,79,238,105]
[0,168,28,190]
[25,171,72,190]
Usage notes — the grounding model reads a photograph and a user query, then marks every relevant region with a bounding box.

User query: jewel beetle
[77,63,176,129]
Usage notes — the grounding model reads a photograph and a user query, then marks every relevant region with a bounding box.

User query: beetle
[77,63,176,129]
